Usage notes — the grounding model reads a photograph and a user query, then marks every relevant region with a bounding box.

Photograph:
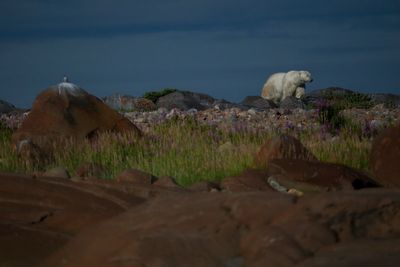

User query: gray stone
[156,90,216,110]
[279,96,305,109]
[241,96,277,110]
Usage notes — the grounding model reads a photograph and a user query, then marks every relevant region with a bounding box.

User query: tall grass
[0,116,374,186]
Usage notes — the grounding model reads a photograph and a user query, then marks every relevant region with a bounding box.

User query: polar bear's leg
[295,87,305,99]
[282,80,297,101]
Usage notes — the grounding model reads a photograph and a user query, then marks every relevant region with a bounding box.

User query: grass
[0,116,375,186]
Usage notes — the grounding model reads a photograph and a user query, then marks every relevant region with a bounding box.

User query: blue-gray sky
[0,0,399,108]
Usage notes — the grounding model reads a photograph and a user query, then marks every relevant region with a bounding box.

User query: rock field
[1,84,400,267]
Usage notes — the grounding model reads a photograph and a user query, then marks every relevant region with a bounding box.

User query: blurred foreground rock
[43,189,400,267]
[0,171,186,267]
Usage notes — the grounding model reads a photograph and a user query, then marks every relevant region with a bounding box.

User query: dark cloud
[0,0,399,107]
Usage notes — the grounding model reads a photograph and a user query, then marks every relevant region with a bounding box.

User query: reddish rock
[370,123,400,188]
[75,162,106,178]
[44,189,400,267]
[115,168,157,185]
[220,169,274,192]
[12,81,141,157]
[254,134,317,169]
[152,176,181,188]
[188,181,221,192]
[267,159,380,192]
[0,172,146,267]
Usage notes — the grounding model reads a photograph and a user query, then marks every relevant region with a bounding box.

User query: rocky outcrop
[43,189,400,267]
[0,99,16,114]
[12,81,142,159]
[370,123,400,188]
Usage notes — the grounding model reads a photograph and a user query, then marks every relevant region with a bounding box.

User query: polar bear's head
[298,71,313,84]
[286,70,313,86]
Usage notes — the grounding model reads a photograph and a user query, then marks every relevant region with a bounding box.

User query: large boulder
[156,90,216,110]
[370,123,400,188]
[0,99,16,114]
[241,96,277,110]
[254,134,317,169]
[44,189,400,267]
[12,81,142,156]
[267,159,380,193]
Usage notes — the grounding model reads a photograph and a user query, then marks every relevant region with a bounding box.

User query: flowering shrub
[316,99,346,133]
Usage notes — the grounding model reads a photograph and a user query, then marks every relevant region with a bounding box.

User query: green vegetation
[316,92,374,133]
[0,116,374,186]
[142,88,177,103]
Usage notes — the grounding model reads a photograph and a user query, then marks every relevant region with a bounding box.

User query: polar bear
[261,70,313,103]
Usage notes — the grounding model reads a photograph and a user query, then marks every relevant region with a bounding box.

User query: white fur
[261,70,313,103]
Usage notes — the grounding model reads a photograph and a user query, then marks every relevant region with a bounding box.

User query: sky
[0,0,399,108]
